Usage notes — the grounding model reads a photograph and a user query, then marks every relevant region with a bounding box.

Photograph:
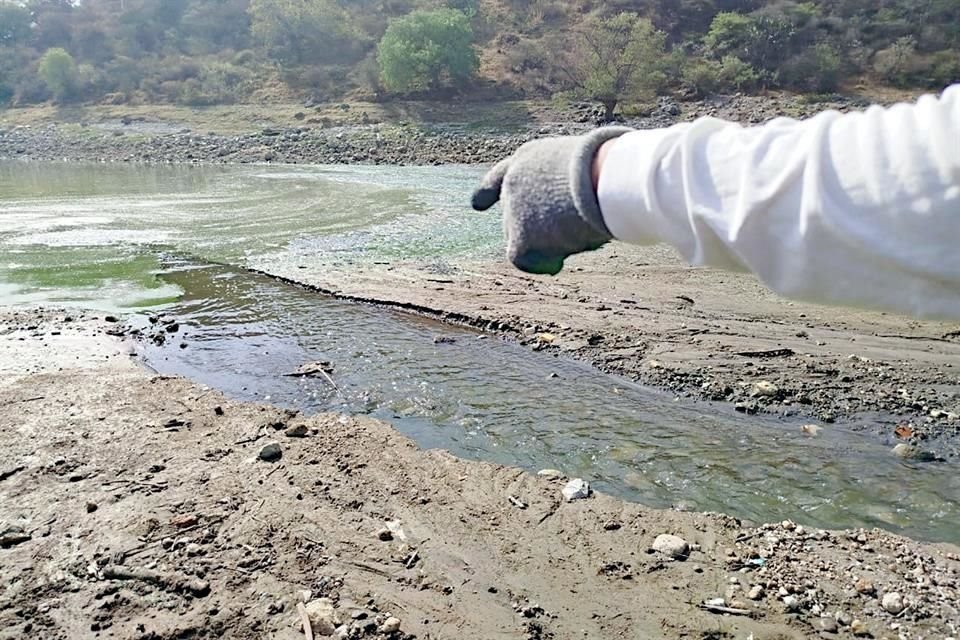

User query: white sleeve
[596,84,960,320]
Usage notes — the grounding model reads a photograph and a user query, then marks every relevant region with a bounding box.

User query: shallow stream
[1,161,957,543]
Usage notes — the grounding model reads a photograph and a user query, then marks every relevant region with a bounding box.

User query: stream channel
[1,161,957,544]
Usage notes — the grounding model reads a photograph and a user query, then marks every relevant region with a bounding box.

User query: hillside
[0,0,958,112]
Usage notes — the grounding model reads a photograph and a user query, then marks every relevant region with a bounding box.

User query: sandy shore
[1,308,958,640]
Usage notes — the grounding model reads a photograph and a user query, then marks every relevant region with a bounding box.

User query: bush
[873,36,918,86]
[680,55,758,95]
[175,63,253,105]
[717,55,760,91]
[38,48,79,102]
[377,8,478,94]
[681,57,723,96]
[781,43,841,92]
[925,50,960,88]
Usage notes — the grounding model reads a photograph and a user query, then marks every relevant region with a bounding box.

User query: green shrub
[38,48,78,102]
[377,8,478,94]
[873,36,918,86]
[781,43,841,92]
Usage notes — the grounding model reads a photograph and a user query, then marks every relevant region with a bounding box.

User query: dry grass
[0,99,552,135]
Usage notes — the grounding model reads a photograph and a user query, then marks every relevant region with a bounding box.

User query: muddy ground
[257,243,960,458]
[2,310,959,640]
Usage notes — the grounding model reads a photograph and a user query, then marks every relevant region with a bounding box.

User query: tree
[38,47,77,102]
[0,4,32,46]
[377,8,478,94]
[557,12,667,122]
[249,0,362,65]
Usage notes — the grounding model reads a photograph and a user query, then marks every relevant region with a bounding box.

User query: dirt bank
[2,309,959,640]
[254,242,960,457]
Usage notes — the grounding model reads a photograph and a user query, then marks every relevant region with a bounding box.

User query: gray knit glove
[471,126,632,275]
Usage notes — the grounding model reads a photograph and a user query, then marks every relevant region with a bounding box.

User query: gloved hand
[471,126,632,275]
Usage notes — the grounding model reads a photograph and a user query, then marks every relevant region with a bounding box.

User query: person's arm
[595,85,960,320]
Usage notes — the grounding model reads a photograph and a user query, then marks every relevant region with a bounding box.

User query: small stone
[652,534,689,560]
[836,611,853,627]
[303,598,340,636]
[377,528,393,541]
[259,442,282,462]
[0,526,31,548]
[561,478,590,501]
[748,585,764,600]
[170,513,199,528]
[86,502,98,513]
[881,592,905,614]
[380,616,401,633]
[284,424,309,438]
[854,578,876,596]
[801,424,822,436]
[185,543,202,556]
[850,619,869,636]
[820,616,839,633]
[783,595,800,612]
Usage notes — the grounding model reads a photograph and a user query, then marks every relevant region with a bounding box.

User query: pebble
[820,616,839,633]
[748,585,764,600]
[836,611,853,626]
[651,534,689,560]
[881,591,905,614]
[561,478,590,501]
[258,442,282,462]
[854,578,876,596]
[850,619,869,636]
[284,424,309,438]
[376,528,393,542]
[800,424,822,436]
[380,616,401,633]
[186,543,202,556]
[85,502,98,513]
[537,469,563,479]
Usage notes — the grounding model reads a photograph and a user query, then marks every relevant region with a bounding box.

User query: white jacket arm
[596,85,960,320]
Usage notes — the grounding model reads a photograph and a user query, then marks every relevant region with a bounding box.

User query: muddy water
[1,161,958,543]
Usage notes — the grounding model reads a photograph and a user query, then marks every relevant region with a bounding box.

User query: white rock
[652,534,689,560]
[561,478,590,501]
[748,585,764,600]
[304,598,340,636]
[751,381,779,397]
[783,595,800,612]
[881,592,905,615]
[381,616,401,633]
[537,469,564,479]
[892,443,913,458]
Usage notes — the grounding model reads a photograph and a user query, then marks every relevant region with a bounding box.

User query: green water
[1,160,958,544]
[0,161,495,311]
